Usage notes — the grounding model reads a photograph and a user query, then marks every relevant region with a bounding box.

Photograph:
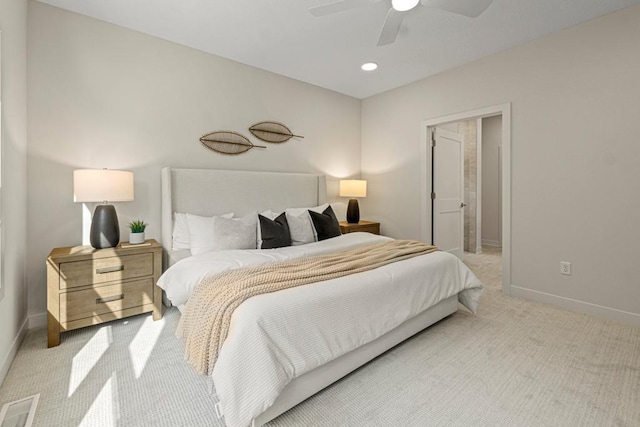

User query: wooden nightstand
[339,220,380,235]
[46,239,163,347]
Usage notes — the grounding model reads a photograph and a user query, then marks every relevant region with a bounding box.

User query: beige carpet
[1,247,638,426]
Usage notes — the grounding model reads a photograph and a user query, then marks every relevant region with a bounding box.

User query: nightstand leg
[152,284,163,321]
[47,312,60,348]
[47,261,62,347]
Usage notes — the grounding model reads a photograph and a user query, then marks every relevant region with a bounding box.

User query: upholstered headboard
[161,167,327,267]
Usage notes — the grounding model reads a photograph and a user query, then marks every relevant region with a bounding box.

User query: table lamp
[73,169,134,249]
[339,179,367,224]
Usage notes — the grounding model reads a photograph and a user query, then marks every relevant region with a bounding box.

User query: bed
[157,167,483,427]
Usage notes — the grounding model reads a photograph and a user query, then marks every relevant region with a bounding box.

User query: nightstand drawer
[339,221,380,235]
[59,253,153,289]
[59,278,154,323]
[351,224,379,234]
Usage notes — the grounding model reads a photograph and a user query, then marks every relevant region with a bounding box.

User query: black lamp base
[346,199,360,224]
[90,204,120,249]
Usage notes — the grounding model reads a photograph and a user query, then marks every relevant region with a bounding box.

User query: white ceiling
[37,0,640,99]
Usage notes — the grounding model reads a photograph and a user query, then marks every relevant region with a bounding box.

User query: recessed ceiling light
[392,0,419,12]
[361,62,378,71]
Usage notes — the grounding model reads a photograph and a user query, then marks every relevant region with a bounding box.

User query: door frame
[421,103,511,296]
[475,118,483,253]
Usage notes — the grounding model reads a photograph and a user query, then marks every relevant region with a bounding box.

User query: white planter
[129,232,145,244]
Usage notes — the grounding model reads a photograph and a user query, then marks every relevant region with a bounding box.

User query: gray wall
[481,115,501,247]
[0,0,28,383]
[361,5,640,324]
[27,3,361,320]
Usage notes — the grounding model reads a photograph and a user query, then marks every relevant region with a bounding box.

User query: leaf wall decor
[199,131,266,155]
[249,121,304,143]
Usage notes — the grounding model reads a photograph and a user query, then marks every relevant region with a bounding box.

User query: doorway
[421,103,511,295]
[433,116,503,254]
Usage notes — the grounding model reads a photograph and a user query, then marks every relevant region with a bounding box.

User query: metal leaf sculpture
[199,131,266,155]
[249,121,304,143]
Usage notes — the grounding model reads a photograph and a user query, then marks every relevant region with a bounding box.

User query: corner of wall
[0,317,28,385]
[0,0,30,385]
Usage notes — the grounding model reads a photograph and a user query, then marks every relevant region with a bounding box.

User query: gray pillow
[210,212,257,250]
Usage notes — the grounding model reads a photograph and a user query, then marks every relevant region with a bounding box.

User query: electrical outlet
[560,261,571,275]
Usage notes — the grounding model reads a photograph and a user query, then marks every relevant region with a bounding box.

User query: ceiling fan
[310,0,493,46]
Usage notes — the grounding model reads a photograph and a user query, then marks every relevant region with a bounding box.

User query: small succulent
[129,219,147,233]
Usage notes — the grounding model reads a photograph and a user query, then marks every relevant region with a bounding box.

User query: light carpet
[1,247,638,426]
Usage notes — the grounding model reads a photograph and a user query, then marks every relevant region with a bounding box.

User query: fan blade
[420,0,492,18]
[310,0,382,17]
[377,8,405,46]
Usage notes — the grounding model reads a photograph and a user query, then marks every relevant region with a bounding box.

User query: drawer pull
[96,265,124,274]
[96,294,125,304]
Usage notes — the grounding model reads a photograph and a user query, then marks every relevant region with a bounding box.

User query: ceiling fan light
[361,62,378,71]
[392,0,419,12]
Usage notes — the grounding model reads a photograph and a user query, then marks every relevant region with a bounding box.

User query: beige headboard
[161,167,327,267]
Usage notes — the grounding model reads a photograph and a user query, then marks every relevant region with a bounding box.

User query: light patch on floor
[69,326,112,397]
[78,374,119,426]
[128,316,165,379]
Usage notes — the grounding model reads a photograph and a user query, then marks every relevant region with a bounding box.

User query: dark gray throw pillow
[259,212,292,249]
[309,205,342,241]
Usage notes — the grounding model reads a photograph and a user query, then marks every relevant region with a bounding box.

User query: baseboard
[28,312,47,329]
[0,316,28,386]
[481,239,501,247]
[511,285,640,327]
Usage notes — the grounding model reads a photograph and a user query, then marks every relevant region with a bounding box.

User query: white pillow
[172,212,190,250]
[186,212,234,255]
[210,212,258,251]
[285,203,329,246]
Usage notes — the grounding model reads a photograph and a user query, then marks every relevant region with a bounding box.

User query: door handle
[461,203,467,208]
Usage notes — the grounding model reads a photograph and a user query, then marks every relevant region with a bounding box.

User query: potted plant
[128,219,147,244]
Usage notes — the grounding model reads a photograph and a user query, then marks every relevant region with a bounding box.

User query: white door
[432,127,464,259]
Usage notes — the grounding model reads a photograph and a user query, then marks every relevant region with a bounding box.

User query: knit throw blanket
[176,239,438,375]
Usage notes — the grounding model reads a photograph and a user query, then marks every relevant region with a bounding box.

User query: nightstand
[339,220,380,235]
[46,239,163,347]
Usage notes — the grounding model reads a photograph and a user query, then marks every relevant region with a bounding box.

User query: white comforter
[158,233,483,427]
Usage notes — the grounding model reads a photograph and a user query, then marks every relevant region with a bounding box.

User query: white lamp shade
[73,169,134,202]
[339,180,367,198]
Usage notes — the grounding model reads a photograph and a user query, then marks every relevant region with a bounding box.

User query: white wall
[0,0,28,383]
[27,2,361,320]
[481,115,501,246]
[361,5,640,325]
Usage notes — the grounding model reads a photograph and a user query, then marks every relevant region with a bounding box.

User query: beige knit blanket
[176,239,438,375]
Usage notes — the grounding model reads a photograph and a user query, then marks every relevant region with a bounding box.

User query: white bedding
[158,233,483,427]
